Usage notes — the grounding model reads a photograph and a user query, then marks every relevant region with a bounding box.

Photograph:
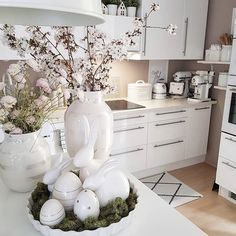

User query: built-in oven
[222,83,236,135]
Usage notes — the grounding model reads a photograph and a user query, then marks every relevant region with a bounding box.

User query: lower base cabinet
[110,145,147,173]
[216,156,236,194]
[147,139,186,168]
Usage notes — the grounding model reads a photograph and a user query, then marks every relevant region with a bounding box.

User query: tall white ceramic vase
[64,91,113,161]
[0,130,51,192]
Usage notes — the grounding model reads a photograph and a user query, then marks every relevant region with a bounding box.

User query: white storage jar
[128,80,152,101]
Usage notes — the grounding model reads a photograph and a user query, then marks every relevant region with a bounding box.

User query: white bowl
[27,182,139,236]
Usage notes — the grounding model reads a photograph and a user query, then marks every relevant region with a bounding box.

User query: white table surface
[0,175,207,236]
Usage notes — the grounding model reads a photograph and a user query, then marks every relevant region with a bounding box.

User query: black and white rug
[140,172,203,208]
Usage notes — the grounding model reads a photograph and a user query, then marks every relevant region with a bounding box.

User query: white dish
[27,182,139,236]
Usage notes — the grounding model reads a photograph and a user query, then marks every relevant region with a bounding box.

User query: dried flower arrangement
[0,3,177,134]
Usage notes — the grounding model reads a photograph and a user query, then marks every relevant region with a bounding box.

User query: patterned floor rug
[140,172,203,208]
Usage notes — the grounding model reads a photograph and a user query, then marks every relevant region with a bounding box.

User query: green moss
[31,183,50,220]
[31,184,138,232]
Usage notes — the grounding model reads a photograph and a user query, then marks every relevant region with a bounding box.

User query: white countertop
[49,98,217,122]
[0,175,207,236]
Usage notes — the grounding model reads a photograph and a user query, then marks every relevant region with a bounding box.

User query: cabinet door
[142,0,185,59]
[98,15,141,52]
[186,106,211,159]
[184,0,209,59]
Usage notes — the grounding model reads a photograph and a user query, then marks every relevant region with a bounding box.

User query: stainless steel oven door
[222,85,236,135]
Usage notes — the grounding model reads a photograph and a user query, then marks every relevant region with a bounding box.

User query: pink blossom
[34,95,49,108]
[59,68,68,78]
[0,96,17,109]
[36,78,52,94]
[10,127,23,135]
[63,89,71,101]
[57,76,68,86]
[26,116,36,125]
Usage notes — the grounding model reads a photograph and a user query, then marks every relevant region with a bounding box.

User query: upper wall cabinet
[139,0,209,60]
[97,15,141,52]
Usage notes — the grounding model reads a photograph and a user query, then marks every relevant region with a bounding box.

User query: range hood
[0,0,104,26]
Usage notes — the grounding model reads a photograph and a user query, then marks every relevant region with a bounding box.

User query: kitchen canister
[218,72,229,87]
[128,80,152,101]
[220,45,232,62]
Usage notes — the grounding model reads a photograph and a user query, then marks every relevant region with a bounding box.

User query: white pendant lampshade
[0,0,105,26]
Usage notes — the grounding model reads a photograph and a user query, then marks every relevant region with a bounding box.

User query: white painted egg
[40,199,65,227]
[53,172,82,211]
[74,189,100,221]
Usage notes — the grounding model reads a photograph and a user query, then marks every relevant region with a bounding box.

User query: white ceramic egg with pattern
[40,199,65,227]
[52,172,82,211]
[74,189,100,221]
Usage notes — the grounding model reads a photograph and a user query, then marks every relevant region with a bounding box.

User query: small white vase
[127,7,136,17]
[107,4,118,15]
[65,91,113,161]
[0,130,51,192]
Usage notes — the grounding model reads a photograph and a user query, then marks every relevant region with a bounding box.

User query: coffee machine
[188,71,215,102]
[169,72,192,98]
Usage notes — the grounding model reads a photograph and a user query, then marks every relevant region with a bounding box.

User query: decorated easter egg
[40,199,65,227]
[53,172,82,211]
[74,189,100,221]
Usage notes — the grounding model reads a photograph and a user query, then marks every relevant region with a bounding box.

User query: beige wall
[169,0,236,167]
[0,60,149,99]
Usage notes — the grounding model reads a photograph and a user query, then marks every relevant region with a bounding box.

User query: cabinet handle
[143,13,148,56]
[195,107,210,111]
[156,110,186,116]
[222,161,236,170]
[110,148,144,157]
[182,17,189,56]
[225,137,236,143]
[114,126,145,133]
[154,140,184,148]
[155,120,185,127]
[230,88,236,92]
[114,115,145,121]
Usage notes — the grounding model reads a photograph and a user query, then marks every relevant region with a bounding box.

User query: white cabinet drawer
[149,109,187,122]
[113,112,148,128]
[216,157,236,194]
[147,139,185,168]
[112,124,148,150]
[219,133,236,163]
[148,119,186,143]
[110,145,147,173]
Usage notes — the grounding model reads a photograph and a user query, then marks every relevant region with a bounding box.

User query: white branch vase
[0,130,51,192]
[64,91,113,161]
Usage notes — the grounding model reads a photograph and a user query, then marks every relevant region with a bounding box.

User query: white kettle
[153,82,167,100]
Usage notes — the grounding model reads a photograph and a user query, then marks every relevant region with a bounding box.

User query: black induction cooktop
[106,99,145,111]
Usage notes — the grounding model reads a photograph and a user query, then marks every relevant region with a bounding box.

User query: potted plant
[123,0,140,17]
[104,0,121,15]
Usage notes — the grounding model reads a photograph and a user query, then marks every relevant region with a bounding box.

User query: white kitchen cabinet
[147,139,186,168]
[186,106,212,159]
[138,0,209,60]
[184,0,209,59]
[216,156,236,194]
[110,145,147,173]
[112,123,148,150]
[148,118,187,144]
[98,15,141,52]
[219,132,236,163]
[140,0,186,59]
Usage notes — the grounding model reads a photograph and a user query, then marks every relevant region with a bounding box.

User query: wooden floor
[170,163,236,236]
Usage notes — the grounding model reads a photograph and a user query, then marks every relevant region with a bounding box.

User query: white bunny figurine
[73,117,107,182]
[83,159,130,207]
[43,153,72,192]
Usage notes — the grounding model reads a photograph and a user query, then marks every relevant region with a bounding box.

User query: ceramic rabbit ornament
[83,159,130,207]
[73,116,108,182]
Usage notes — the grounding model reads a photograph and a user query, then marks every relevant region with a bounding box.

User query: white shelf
[197,61,230,65]
[214,86,227,91]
